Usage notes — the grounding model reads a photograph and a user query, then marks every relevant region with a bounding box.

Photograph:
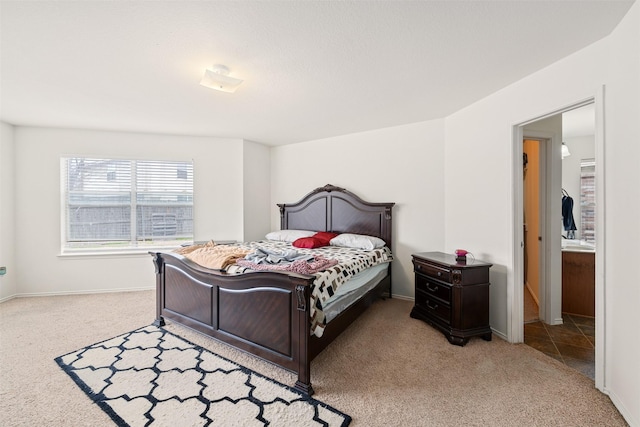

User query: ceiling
[0,1,634,146]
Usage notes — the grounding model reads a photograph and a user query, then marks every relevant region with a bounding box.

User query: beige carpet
[0,291,628,427]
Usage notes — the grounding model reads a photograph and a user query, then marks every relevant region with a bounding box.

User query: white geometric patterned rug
[55,325,351,426]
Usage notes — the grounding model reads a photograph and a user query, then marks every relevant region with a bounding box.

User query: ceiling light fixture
[561,142,571,159]
[200,64,243,93]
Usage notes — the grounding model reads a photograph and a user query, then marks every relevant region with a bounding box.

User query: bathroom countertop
[561,240,596,253]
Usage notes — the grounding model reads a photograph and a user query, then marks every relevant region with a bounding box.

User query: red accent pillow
[292,237,325,248]
[292,232,339,249]
[312,232,339,245]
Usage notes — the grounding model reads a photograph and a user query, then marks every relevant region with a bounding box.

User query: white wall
[243,140,271,242]
[271,119,446,299]
[13,127,249,295]
[601,2,640,424]
[445,2,639,424]
[444,38,608,337]
[0,122,16,301]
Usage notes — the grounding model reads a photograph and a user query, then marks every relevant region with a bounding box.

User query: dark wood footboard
[152,251,316,394]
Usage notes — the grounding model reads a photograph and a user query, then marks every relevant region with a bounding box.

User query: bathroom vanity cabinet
[562,251,595,317]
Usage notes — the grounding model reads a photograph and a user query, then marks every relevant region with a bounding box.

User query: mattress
[323,262,389,323]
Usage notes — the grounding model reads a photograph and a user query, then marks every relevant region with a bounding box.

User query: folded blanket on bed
[174,241,251,270]
[236,255,338,275]
[243,247,315,265]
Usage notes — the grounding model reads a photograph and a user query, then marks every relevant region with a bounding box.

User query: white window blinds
[62,157,193,251]
[580,159,596,244]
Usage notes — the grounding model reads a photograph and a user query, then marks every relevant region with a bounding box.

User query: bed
[150,184,394,395]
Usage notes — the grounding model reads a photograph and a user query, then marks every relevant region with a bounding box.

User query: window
[580,158,595,244]
[61,157,194,252]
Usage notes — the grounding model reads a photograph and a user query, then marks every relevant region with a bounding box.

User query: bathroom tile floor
[524,314,595,380]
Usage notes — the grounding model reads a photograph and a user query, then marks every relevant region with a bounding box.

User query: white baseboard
[3,286,154,301]
[0,294,16,304]
[491,327,508,341]
[605,387,638,427]
[524,281,540,306]
[389,293,413,302]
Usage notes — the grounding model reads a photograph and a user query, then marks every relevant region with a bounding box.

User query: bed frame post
[151,253,166,328]
[278,204,286,230]
[385,205,393,298]
[294,281,314,396]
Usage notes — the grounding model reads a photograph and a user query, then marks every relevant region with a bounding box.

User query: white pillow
[265,229,316,243]
[330,233,386,250]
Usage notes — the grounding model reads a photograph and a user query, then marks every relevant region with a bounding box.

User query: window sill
[58,247,179,259]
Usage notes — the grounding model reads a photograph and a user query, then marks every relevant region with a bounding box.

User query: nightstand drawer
[415,291,450,325]
[415,274,451,303]
[413,259,451,282]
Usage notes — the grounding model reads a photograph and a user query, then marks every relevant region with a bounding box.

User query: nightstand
[410,252,492,346]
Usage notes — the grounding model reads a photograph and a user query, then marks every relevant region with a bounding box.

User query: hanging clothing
[562,195,577,232]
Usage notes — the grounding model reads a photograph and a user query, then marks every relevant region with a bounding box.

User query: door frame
[511,88,606,391]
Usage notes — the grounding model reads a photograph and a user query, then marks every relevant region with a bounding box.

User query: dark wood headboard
[278,184,394,248]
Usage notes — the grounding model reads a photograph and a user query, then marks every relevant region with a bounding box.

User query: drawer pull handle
[426,284,438,292]
[426,301,439,310]
[437,272,442,277]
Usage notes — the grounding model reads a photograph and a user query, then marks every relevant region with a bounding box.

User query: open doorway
[513,100,601,383]
[522,137,546,324]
